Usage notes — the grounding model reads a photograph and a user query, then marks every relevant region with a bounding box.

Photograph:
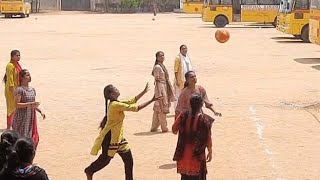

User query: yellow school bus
[183,0,204,14]
[282,0,310,42]
[0,0,31,18]
[276,0,289,31]
[202,0,280,28]
[309,0,320,45]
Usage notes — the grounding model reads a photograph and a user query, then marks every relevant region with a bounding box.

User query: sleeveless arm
[172,113,183,134]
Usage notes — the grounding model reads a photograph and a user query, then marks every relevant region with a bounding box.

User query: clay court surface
[1,12,320,179]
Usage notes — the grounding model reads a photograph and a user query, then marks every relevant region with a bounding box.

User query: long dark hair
[99,85,115,129]
[151,51,164,75]
[3,50,20,83]
[7,138,35,171]
[19,69,29,85]
[190,93,203,120]
[183,70,195,89]
[0,130,19,172]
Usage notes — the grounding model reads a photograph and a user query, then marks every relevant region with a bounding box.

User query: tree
[104,0,109,12]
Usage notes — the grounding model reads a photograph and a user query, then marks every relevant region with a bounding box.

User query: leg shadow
[294,58,320,64]
[159,163,176,169]
[133,131,162,136]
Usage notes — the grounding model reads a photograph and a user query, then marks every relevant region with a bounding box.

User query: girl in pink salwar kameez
[151,51,175,132]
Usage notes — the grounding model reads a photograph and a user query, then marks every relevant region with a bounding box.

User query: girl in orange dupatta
[3,50,23,130]
[12,70,45,150]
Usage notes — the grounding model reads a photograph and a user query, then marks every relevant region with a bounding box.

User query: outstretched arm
[135,83,150,101]
[137,96,162,111]
[204,101,221,116]
[201,86,222,116]
[36,108,46,119]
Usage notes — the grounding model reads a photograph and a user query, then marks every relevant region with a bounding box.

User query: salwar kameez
[172,112,214,180]
[151,64,175,132]
[4,62,22,129]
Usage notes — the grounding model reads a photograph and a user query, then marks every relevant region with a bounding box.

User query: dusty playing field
[1,12,320,180]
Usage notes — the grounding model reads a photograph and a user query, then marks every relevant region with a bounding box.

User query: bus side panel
[290,11,310,35]
[1,1,23,13]
[183,2,203,14]
[284,10,310,35]
[241,5,278,23]
[202,5,232,23]
[309,9,320,45]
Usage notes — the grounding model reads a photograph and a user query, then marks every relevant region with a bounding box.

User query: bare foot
[85,173,92,180]
[162,128,168,133]
[84,168,92,180]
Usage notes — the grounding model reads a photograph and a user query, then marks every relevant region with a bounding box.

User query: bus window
[220,0,232,4]
[294,0,310,9]
[241,0,258,5]
[258,0,280,5]
[310,0,319,9]
[210,0,232,5]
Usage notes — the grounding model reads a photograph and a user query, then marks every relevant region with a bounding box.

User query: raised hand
[143,82,150,93]
[32,102,40,108]
[41,112,46,120]
[214,112,222,117]
[152,95,163,101]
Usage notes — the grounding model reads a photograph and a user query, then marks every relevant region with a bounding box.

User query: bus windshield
[287,0,310,13]
[310,0,320,9]
[279,0,288,12]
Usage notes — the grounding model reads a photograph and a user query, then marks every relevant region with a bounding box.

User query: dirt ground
[1,12,320,180]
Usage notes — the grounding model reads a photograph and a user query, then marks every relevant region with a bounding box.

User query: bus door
[232,0,241,21]
[257,0,280,23]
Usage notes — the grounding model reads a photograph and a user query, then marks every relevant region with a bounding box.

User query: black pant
[181,174,206,180]
[85,132,133,180]
[180,162,207,180]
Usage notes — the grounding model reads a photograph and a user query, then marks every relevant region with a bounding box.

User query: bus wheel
[21,14,26,18]
[301,25,310,43]
[214,15,228,28]
[26,14,29,17]
[272,17,277,27]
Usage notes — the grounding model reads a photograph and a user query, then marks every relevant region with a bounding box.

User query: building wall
[39,0,59,10]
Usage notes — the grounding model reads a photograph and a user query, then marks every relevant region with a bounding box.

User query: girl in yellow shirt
[85,83,160,180]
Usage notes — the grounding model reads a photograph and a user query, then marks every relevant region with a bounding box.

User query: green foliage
[121,0,143,8]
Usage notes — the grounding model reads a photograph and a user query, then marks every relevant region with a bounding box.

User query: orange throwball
[215,29,230,43]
